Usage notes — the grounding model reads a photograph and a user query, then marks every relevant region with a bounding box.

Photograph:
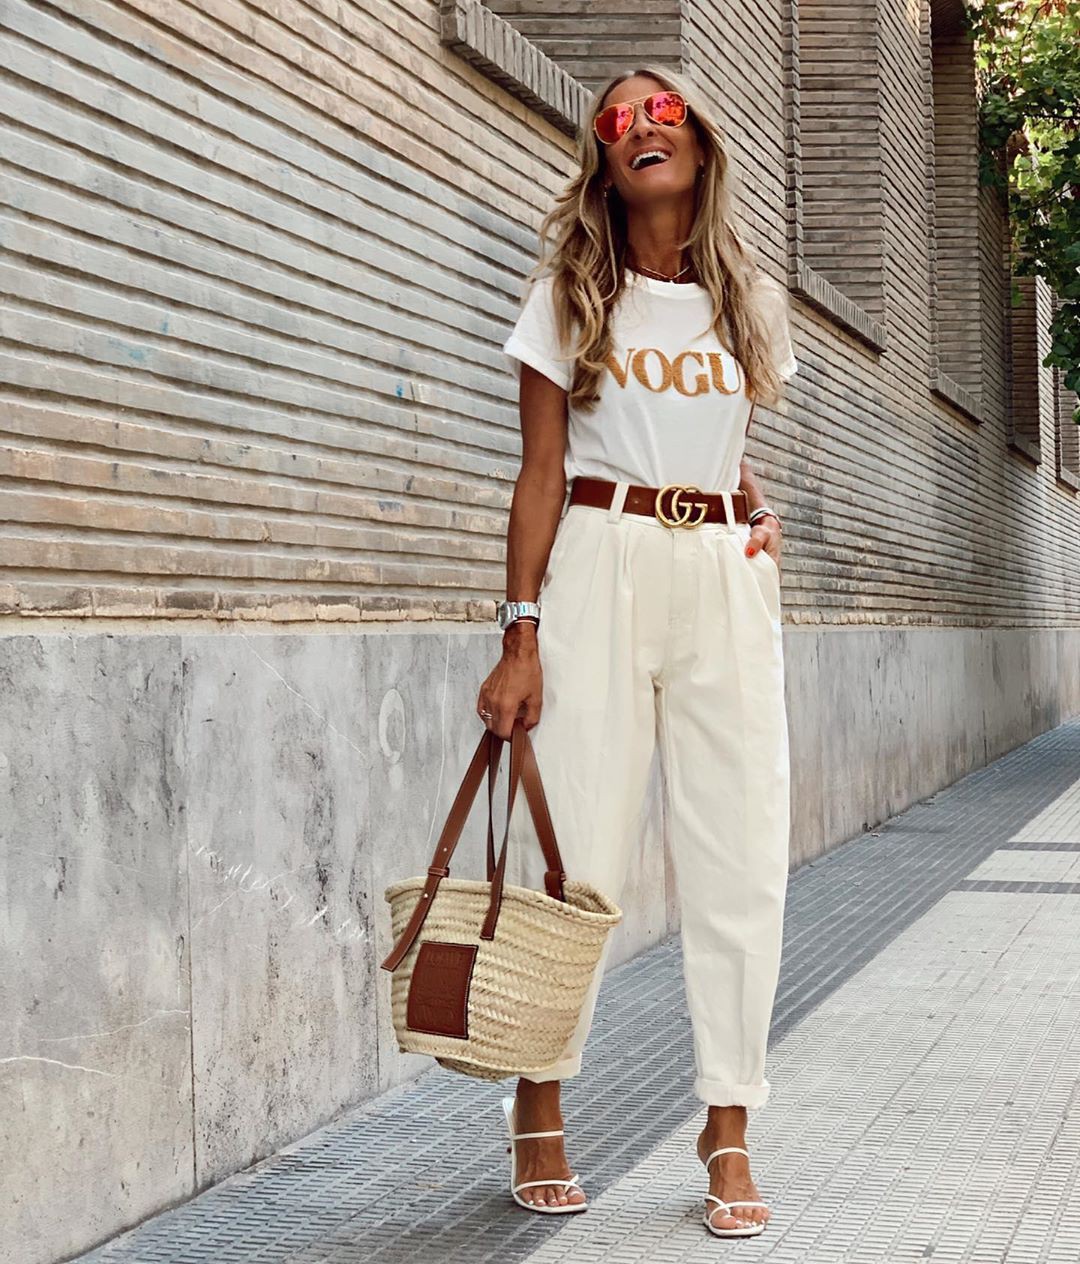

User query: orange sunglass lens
[647,92,686,126]
[595,104,633,144]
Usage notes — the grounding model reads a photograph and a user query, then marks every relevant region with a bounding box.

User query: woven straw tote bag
[381,716,622,1081]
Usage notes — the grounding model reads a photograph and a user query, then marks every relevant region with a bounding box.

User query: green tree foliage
[970,0,1080,419]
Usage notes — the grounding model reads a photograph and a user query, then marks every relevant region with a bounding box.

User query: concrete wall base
[3,622,1077,1263]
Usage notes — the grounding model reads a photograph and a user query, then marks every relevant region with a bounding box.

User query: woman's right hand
[477,622,543,739]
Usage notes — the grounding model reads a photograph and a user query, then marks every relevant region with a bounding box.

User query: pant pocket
[756,545,781,582]
[742,539,782,620]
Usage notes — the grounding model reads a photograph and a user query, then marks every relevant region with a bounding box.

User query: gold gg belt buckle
[654,483,709,528]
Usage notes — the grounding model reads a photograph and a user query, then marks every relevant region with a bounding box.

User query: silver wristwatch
[496,599,541,631]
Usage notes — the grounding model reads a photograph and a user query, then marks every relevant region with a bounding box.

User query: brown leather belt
[568,475,750,527]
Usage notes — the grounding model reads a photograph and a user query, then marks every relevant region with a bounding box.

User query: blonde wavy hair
[522,63,789,413]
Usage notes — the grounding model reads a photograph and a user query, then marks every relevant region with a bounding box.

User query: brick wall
[1,0,1077,626]
[486,0,684,90]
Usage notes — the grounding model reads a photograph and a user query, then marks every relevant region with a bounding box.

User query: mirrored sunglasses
[593,90,689,145]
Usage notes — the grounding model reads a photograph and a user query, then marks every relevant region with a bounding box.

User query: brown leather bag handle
[484,721,560,884]
[473,721,568,942]
[478,719,531,942]
[475,720,565,901]
[380,718,566,972]
[485,728,500,881]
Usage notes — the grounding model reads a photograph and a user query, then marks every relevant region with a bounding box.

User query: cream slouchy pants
[504,481,791,1110]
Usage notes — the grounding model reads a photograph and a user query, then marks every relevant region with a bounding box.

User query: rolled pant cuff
[694,1076,771,1110]
[517,1052,584,1084]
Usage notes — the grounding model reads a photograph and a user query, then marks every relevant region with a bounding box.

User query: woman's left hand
[746,517,781,573]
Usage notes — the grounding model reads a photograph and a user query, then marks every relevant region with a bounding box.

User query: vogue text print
[501,270,797,490]
[605,346,744,397]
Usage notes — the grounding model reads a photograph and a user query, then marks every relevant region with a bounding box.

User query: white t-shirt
[502,268,798,491]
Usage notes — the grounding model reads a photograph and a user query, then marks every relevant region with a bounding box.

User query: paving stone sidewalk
[77,719,1080,1264]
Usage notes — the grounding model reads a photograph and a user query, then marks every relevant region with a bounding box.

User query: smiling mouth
[629,149,672,171]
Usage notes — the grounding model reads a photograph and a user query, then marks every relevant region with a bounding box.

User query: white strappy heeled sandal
[702,1144,770,1238]
[501,1096,589,1214]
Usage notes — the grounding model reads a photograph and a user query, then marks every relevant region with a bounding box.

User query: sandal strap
[704,1194,731,1209]
[725,1199,769,1209]
[514,1174,582,1192]
[511,1128,565,1140]
[705,1145,749,1169]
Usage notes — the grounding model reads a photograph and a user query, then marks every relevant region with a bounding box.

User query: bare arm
[505,364,569,611]
[477,363,569,738]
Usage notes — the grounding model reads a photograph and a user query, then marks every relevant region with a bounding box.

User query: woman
[478,64,798,1239]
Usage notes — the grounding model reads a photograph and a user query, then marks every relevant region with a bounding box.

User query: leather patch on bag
[406,941,478,1039]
